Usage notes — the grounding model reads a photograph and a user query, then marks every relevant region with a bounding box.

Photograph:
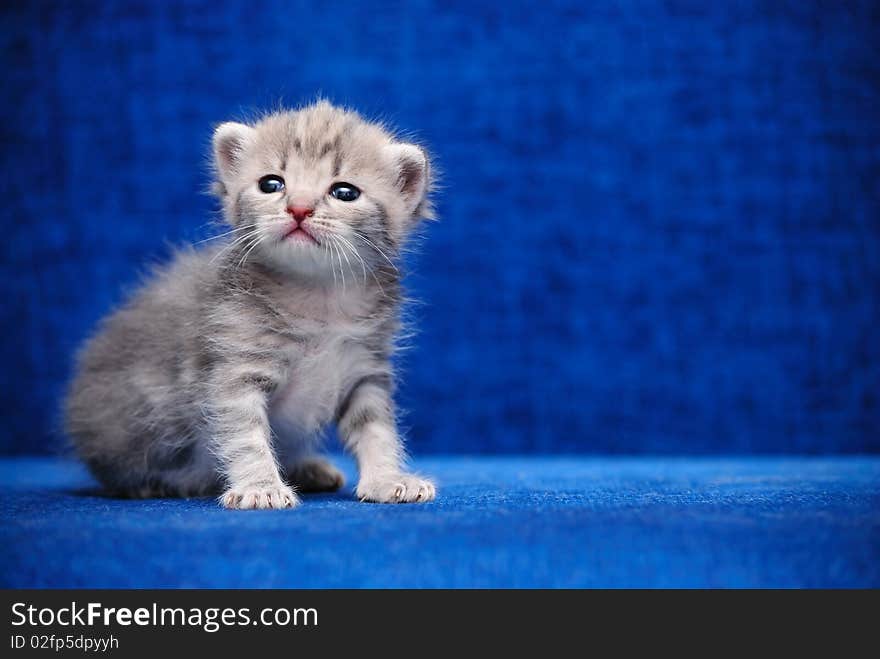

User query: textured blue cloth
[1,1,879,455]
[2,456,878,588]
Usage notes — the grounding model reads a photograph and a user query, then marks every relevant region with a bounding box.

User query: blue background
[2,0,878,456]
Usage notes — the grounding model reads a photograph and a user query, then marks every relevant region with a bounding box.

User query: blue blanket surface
[3,456,877,588]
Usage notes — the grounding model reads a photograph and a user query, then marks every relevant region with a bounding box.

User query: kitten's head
[212,101,432,278]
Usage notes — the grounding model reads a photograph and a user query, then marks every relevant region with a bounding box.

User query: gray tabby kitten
[65,101,436,509]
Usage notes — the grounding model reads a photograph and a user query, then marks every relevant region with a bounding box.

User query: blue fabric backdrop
[1,0,878,455]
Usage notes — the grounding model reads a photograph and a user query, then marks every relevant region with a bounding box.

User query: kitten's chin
[282,226,320,245]
[259,241,336,281]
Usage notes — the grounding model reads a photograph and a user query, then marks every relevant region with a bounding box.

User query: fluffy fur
[65,101,436,509]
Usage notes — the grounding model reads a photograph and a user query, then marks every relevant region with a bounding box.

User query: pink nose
[286,205,314,222]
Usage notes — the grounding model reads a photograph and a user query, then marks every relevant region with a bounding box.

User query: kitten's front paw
[221,483,300,510]
[357,473,436,503]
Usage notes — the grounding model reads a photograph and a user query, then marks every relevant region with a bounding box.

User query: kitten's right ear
[213,122,255,182]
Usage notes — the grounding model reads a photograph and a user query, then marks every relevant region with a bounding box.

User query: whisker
[332,235,358,288]
[323,240,338,289]
[237,233,269,268]
[214,228,262,252]
[336,234,368,286]
[331,238,346,291]
[195,223,260,245]
[352,231,399,273]
[338,234,387,297]
[209,229,263,264]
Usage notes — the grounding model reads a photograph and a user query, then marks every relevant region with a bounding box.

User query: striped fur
[64,102,436,509]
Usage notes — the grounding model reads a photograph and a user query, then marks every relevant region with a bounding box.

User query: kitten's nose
[286,205,314,222]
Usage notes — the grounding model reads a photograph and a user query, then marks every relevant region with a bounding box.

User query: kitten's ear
[385,143,431,217]
[213,122,255,182]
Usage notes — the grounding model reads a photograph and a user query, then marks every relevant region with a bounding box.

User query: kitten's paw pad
[221,484,300,510]
[287,458,345,493]
[357,473,436,503]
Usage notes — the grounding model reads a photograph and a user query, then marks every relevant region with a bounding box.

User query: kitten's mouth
[282,226,320,245]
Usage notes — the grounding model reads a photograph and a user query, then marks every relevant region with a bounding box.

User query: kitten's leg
[286,456,345,493]
[208,379,299,510]
[273,422,345,492]
[337,375,436,503]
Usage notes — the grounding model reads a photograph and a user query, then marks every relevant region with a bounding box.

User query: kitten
[64,101,437,509]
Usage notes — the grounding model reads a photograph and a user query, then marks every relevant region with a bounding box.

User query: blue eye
[258,175,285,193]
[329,182,360,202]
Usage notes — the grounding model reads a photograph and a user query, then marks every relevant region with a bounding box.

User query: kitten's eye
[258,175,285,194]
[329,182,361,202]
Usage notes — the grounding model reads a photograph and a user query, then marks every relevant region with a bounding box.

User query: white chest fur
[268,333,357,434]
[266,287,381,443]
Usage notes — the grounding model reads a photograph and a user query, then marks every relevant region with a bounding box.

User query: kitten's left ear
[213,121,255,183]
[385,143,431,217]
